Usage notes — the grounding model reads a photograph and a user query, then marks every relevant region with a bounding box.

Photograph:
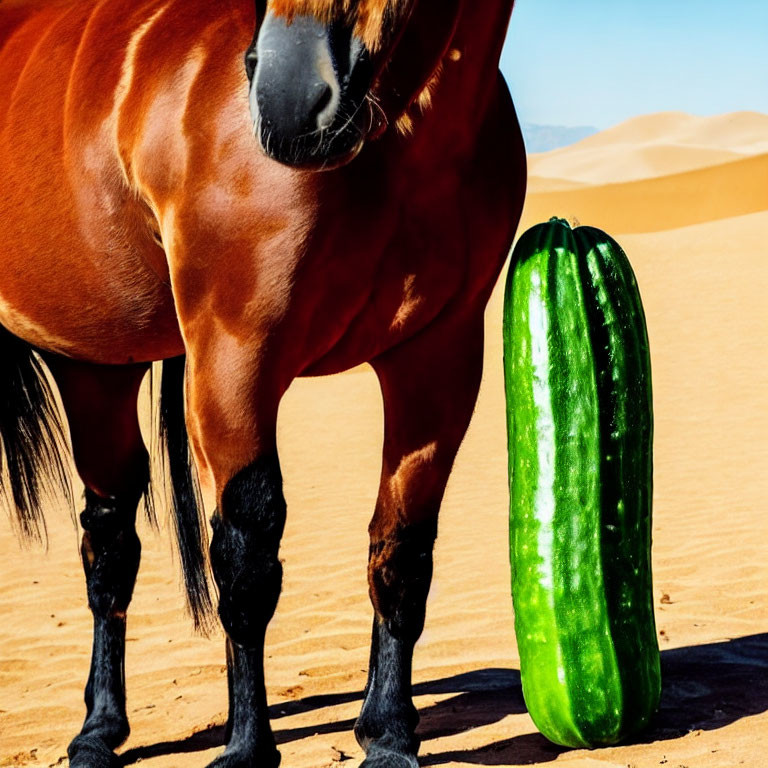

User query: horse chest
[294,203,489,376]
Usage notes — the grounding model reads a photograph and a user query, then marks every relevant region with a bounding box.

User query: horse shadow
[120,633,768,766]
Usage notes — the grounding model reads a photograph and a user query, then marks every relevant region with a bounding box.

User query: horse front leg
[181,331,287,768]
[355,312,485,768]
[209,454,285,768]
[43,359,151,768]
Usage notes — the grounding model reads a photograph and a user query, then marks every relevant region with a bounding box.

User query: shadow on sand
[120,632,768,766]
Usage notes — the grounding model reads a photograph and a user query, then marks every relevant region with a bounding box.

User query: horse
[0,0,526,765]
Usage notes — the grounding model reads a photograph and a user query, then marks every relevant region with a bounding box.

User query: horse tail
[0,326,72,542]
[159,355,215,634]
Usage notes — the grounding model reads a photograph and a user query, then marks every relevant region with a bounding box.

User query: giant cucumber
[503,218,660,747]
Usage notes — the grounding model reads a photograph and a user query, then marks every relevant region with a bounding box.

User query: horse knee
[80,491,141,618]
[368,518,437,641]
[210,456,286,647]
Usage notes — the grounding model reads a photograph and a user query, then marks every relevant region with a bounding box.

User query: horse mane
[270,0,406,50]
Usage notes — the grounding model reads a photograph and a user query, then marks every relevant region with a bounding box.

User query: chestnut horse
[0,0,526,766]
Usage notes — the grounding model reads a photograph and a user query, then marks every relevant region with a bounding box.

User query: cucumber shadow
[119,633,768,766]
[421,633,768,765]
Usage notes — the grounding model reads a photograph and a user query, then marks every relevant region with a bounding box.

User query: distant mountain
[544,111,768,154]
[522,123,598,153]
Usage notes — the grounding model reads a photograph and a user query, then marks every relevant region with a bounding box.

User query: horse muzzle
[247,12,373,169]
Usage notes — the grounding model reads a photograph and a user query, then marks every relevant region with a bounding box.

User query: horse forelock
[269,0,408,50]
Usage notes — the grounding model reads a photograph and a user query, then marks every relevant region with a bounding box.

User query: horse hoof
[206,746,281,768]
[67,735,122,768]
[361,747,419,768]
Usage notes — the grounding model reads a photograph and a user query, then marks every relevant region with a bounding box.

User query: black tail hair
[159,356,215,634]
[0,331,213,631]
[0,327,72,542]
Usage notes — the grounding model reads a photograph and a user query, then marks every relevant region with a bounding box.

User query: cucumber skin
[503,219,660,748]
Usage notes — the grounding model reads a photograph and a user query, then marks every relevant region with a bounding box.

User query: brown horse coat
[0,1,525,765]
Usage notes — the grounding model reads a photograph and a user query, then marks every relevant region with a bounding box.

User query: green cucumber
[503,218,660,747]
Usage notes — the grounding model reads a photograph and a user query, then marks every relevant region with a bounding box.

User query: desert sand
[1,111,767,768]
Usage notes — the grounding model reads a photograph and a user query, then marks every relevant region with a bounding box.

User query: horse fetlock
[355,703,420,755]
[357,734,420,768]
[67,734,123,768]
[368,519,437,639]
[206,743,281,768]
[356,617,421,761]
[80,709,130,750]
[80,493,141,617]
[360,747,419,768]
[220,641,279,767]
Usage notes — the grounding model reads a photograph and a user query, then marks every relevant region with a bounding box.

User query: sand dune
[529,143,743,185]
[528,111,768,183]
[545,111,768,154]
[525,151,768,233]
[1,112,767,767]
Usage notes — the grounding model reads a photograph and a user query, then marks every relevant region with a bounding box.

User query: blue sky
[500,0,768,129]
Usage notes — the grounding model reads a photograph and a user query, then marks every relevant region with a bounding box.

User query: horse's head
[246,0,461,169]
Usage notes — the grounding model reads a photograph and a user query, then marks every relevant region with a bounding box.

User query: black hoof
[68,735,123,768]
[360,747,419,768]
[206,745,281,768]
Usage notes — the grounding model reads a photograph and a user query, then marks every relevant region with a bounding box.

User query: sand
[1,110,767,768]
[528,112,768,183]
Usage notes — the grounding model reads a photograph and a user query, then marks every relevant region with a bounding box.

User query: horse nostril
[312,80,338,131]
[314,83,332,113]
[244,50,258,82]
[251,11,371,166]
